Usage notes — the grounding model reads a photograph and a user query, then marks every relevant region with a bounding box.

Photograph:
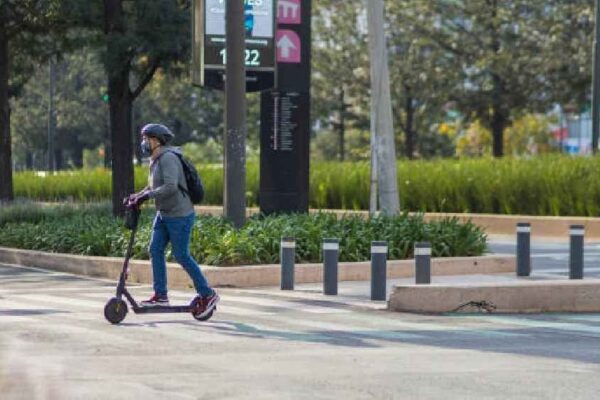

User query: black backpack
[159,151,205,204]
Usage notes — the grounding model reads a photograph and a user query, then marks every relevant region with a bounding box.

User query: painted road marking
[222,295,350,314]
[460,315,600,336]
[13,294,102,309]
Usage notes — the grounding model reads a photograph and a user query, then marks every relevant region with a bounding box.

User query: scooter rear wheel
[192,307,215,321]
[104,298,128,324]
[190,297,216,321]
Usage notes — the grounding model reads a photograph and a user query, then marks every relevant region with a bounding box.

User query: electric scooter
[103,205,214,324]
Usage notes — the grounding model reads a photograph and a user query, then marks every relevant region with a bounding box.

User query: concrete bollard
[322,238,339,295]
[280,237,295,290]
[569,225,584,280]
[415,242,431,284]
[516,222,531,277]
[370,241,388,301]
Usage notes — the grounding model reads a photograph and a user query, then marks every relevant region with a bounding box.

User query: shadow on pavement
[0,308,69,316]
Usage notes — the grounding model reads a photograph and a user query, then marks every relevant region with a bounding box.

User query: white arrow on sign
[277,34,297,59]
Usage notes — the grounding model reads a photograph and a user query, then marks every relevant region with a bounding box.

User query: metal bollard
[415,242,431,284]
[280,237,295,290]
[569,225,585,280]
[370,241,388,301]
[322,238,339,295]
[516,222,531,277]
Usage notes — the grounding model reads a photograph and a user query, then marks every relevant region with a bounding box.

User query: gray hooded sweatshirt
[146,146,194,218]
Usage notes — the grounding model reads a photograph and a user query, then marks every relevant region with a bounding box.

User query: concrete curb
[388,279,600,313]
[194,206,600,239]
[0,246,514,289]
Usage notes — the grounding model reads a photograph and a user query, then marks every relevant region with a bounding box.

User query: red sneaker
[193,291,220,319]
[140,293,169,307]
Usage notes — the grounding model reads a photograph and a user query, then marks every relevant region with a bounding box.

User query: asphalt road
[1,261,600,400]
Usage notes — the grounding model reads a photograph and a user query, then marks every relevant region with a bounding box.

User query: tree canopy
[3,0,596,188]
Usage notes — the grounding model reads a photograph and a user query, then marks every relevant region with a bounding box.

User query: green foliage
[6,0,596,172]
[181,140,223,165]
[13,155,600,216]
[11,164,258,206]
[11,49,107,170]
[411,0,594,155]
[311,129,371,162]
[136,70,224,147]
[312,0,370,137]
[0,204,487,264]
[386,1,459,158]
[0,202,121,256]
[455,115,559,157]
[504,114,558,156]
[392,156,600,217]
[0,201,111,226]
[310,0,594,158]
[14,169,114,201]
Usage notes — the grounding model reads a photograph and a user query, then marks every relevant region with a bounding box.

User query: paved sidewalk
[2,262,600,399]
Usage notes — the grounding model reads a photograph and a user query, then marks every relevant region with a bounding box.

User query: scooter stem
[117,207,140,297]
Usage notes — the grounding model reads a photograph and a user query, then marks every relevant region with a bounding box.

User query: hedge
[13,155,600,216]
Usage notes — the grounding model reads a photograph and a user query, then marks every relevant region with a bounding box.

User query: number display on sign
[195,0,276,91]
[247,49,260,66]
[219,49,261,66]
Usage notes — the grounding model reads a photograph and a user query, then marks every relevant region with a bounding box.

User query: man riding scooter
[126,123,219,319]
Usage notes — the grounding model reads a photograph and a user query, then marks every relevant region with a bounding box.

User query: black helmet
[141,123,174,144]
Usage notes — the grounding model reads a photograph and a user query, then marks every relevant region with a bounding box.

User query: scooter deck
[132,304,193,314]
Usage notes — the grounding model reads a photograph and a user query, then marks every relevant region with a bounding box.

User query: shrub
[0,203,486,265]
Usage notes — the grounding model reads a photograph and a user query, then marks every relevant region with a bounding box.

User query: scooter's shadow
[115,319,379,348]
[116,318,232,329]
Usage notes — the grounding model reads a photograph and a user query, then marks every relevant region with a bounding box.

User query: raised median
[0,246,514,288]
[389,279,600,313]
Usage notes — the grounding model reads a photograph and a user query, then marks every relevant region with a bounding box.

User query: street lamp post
[224,0,247,228]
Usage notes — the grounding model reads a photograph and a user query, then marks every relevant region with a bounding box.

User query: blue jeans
[148,212,213,297]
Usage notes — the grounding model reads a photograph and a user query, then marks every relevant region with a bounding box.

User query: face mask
[140,140,153,157]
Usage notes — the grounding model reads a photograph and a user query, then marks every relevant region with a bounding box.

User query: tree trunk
[491,106,506,158]
[108,74,133,217]
[0,8,13,202]
[404,88,415,159]
[133,103,142,165]
[54,149,64,170]
[104,107,111,168]
[491,72,506,158]
[133,123,142,165]
[25,152,33,170]
[489,3,505,158]
[338,89,345,161]
[71,142,83,169]
[47,57,56,171]
[105,0,134,217]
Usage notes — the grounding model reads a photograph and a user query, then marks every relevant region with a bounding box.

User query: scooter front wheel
[104,297,128,324]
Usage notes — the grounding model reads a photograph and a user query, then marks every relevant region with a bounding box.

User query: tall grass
[12,155,600,216]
